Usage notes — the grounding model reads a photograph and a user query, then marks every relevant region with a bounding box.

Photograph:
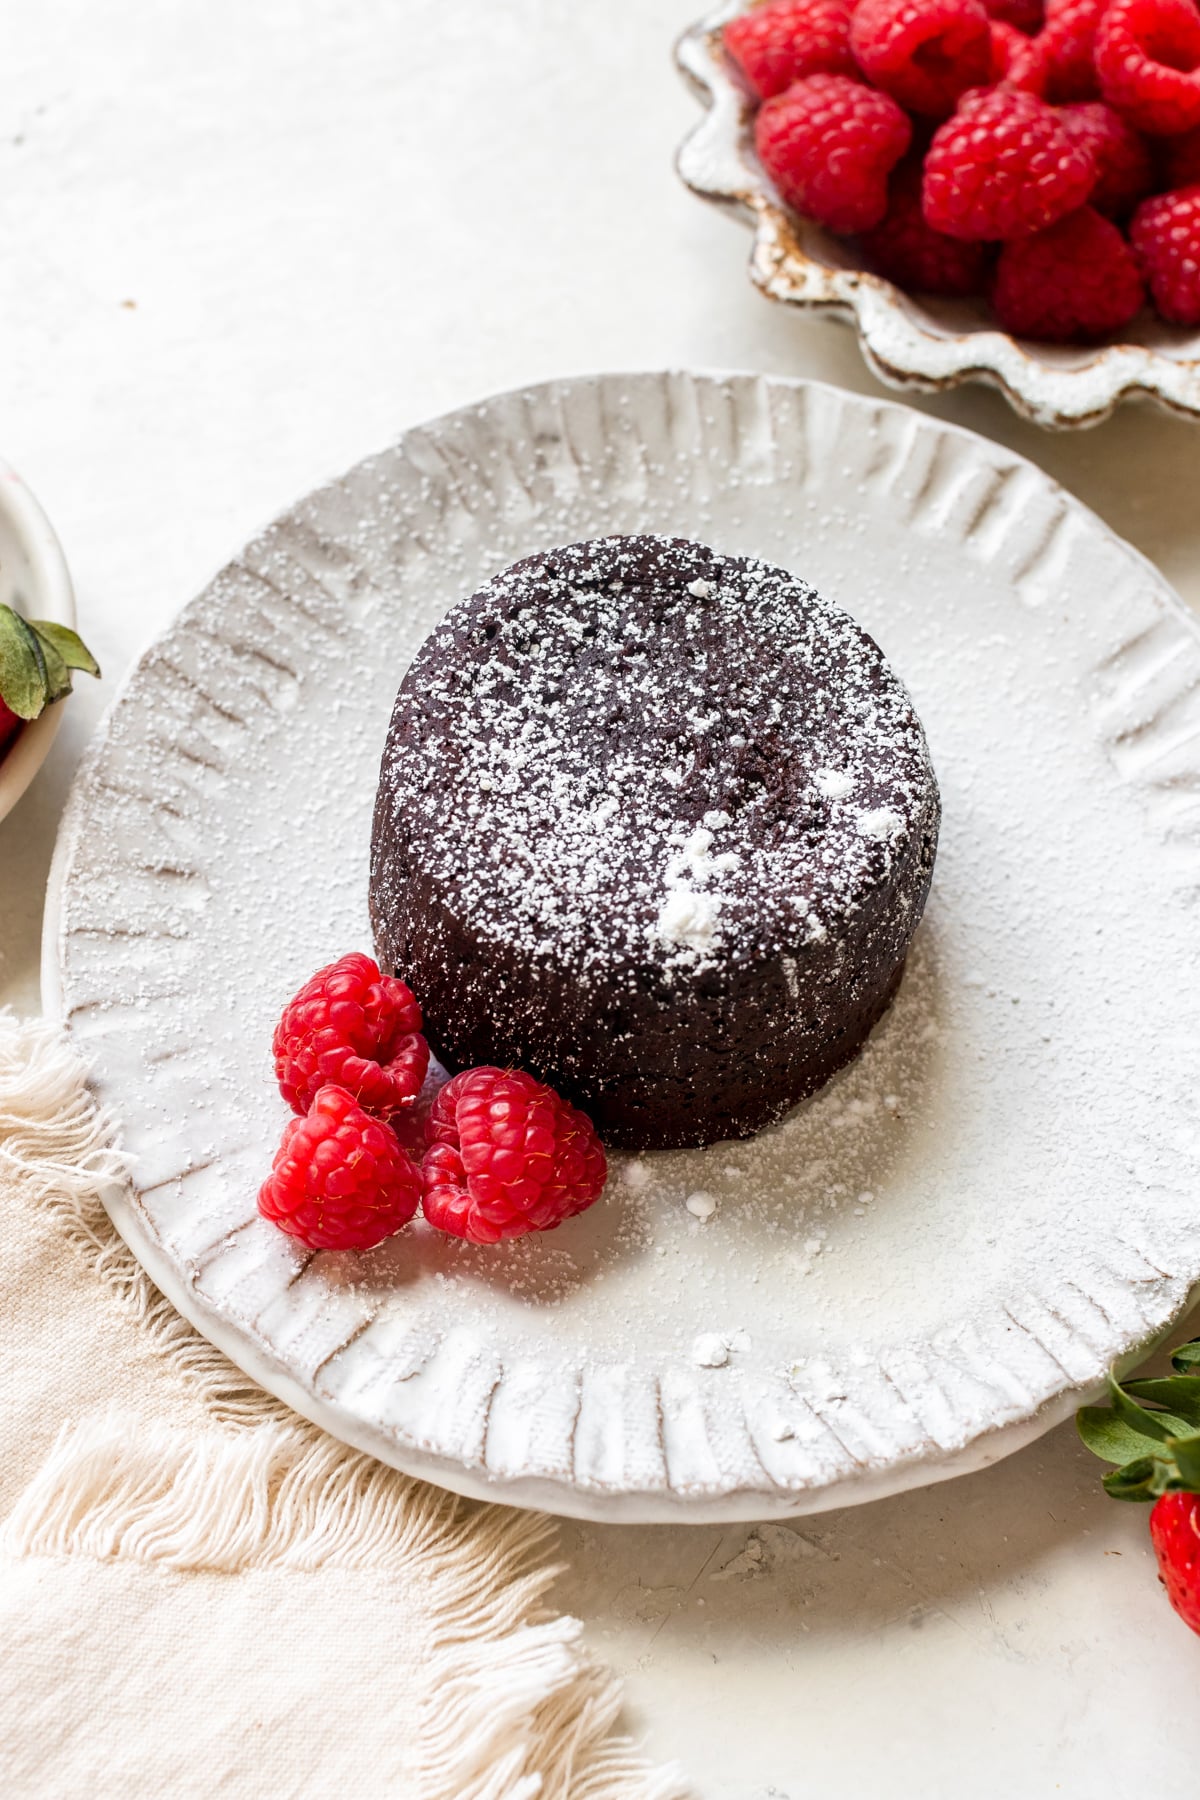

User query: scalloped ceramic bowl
[0,460,76,824]
[675,2,1200,429]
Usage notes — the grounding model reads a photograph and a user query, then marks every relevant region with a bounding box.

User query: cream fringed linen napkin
[0,1011,688,1800]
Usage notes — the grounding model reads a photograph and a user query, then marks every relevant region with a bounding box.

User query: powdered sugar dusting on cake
[373,534,937,991]
[651,819,742,971]
[816,768,855,800]
[857,807,905,842]
[654,884,723,962]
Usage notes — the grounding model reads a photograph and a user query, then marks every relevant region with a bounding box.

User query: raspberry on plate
[860,160,990,291]
[1060,101,1154,215]
[1095,0,1200,135]
[273,950,429,1119]
[723,0,857,100]
[259,1083,424,1252]
[850,0,994,116]
[1039,0,1105,101]
[1131,183,1200,322]
[422,1067,607,1245]
[755,72,911,232]
[992,205,1146,337]
[922,86,1096,239]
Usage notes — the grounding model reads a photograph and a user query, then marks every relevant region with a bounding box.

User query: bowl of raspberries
[676,0,1200,424]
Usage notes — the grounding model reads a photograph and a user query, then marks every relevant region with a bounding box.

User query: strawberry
[0,696,21,756]
[1149,1491,1200,1633]
[1077,1335,1200,1635]
[0,603,100,762]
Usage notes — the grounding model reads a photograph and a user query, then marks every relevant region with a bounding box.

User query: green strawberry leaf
[0,605,100,719]
[1077,1406,1167,1466]
[1168,1433,1200,1490]
[1078,1340,1200,1502]
[1124,1376,1200,1428]
[0,605,50,719]
[27,619,99,678]
[1102,1456,1175,1502]
[1106,1370,1192,1442]
[31,627,71,705]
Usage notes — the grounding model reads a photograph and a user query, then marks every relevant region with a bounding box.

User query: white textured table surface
[4,3,1199,1794]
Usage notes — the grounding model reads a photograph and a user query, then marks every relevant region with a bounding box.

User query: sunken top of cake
[374,535,936,986]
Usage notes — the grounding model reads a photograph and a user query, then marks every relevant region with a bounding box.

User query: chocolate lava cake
[370,535,939,1151]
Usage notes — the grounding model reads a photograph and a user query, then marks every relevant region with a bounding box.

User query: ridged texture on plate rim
[47,370,1200,1522]
[675,3,1200,428]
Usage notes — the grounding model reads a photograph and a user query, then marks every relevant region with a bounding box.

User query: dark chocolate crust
[370,536,939,1150]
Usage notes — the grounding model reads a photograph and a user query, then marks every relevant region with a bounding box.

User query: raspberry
[983,0,1044,29]
[1131,183,1200,322]
[922,86,1096,238]
[1060,101,1154,213]
[422,1067,607,1245]
[755,74,912,232]
[860,160,990,290]
[723,0,857,99]
[989,18,1051,86]
[1095,0,1200,134]
[993,18,1050,85]
[1166,123,1200,184]
[992,204,1146,336]
[259,1084,423,1251]
[1039,0,1105,101]
[850,0,994,115]
[273,951,429,1119]
[388,1077,437,1157]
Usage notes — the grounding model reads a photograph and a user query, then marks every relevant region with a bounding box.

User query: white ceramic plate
[675,4,1200,429]
[0,460,77,823]
[46,371,1200,1522]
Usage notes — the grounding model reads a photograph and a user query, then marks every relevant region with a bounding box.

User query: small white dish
[0,460,77,824]
[44,371,1200,1521]
[675,2,1200,429]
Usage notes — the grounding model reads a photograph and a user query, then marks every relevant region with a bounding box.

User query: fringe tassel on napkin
[0,1010,689,1800]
